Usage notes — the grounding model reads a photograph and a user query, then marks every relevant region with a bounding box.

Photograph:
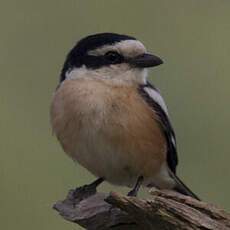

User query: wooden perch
[53,185,230,230]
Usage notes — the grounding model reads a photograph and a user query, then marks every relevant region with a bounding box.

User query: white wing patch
[140,84,178,171]
[143,86,169,115]
[171,135,176,146]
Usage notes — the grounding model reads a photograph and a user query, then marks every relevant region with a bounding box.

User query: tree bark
[53,185,230,230]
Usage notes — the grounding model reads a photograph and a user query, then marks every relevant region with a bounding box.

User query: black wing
[138,81,178,173]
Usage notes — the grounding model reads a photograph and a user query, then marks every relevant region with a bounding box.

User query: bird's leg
[87,177,104,189]
[127,176,144,196]
[72,177,104,199]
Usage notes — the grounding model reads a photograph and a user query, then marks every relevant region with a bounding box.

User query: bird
[50,32,199,199]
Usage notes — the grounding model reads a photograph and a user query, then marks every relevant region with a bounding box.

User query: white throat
[65,66,148,85]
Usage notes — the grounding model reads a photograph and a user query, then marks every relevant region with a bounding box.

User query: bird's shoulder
[138,81,178,173]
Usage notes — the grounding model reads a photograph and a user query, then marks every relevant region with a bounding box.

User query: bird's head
[60,33,163,84]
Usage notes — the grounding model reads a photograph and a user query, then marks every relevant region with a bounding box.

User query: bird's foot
[127,176,144,197]
[127,189,138,197]
[71,178,104,201]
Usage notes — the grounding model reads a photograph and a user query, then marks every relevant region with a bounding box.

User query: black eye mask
[59,33,137,83]
[81,51,125,69]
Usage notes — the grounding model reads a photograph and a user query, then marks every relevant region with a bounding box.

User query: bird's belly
[51,79,168,187]
[72,133,140,186]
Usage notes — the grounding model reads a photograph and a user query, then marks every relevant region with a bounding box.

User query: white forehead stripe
[88,40,147,57]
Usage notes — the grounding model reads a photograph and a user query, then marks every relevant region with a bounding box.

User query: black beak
[128,53,163,68]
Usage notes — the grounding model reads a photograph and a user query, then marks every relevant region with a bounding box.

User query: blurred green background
[1,0,230,229]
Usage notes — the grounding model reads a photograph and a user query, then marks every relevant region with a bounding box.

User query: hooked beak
[128,53,163,68]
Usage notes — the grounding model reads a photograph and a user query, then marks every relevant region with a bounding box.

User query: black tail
[169,171,200,200]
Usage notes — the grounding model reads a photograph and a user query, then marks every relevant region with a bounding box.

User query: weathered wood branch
[53,185,230,230]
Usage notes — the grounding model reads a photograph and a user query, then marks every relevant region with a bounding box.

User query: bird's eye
[104,51,122,64]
